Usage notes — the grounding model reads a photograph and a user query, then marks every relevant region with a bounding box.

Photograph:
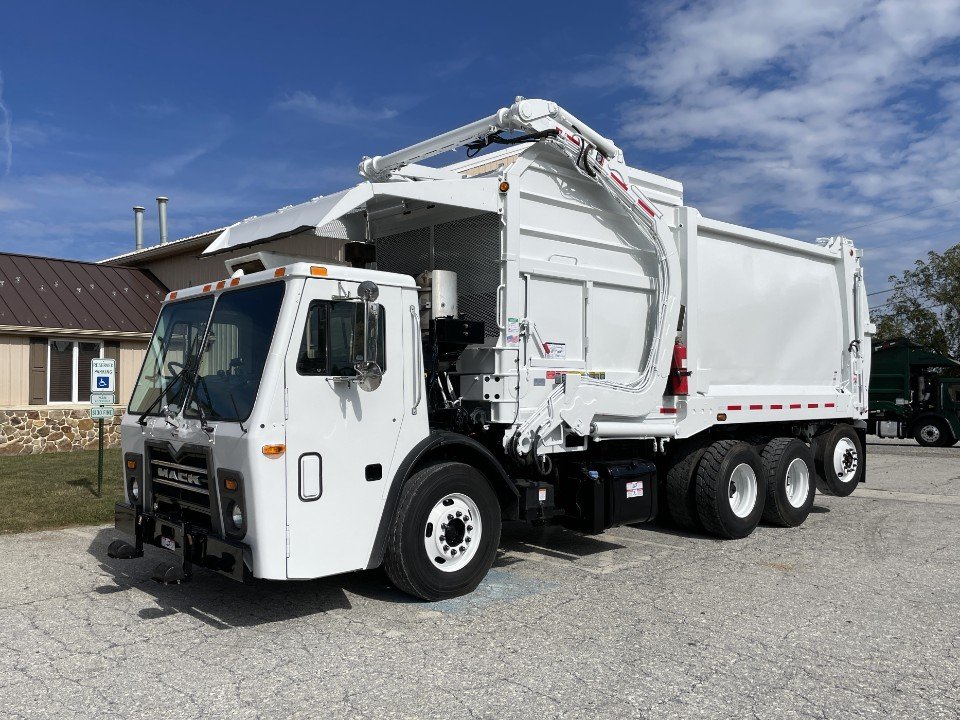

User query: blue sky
[1,1,959,306]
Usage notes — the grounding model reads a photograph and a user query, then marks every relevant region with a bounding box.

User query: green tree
[873,243,960,358]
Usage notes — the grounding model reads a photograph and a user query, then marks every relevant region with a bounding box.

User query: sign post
[90,359,116,498]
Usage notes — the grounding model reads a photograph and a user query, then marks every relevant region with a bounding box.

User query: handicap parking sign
[90,359,115,393]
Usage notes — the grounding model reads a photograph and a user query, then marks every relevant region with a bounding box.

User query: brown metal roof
[0,252,168,334]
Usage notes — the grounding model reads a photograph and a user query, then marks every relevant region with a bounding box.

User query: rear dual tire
[695,440,766,539]
[760,438,816,527]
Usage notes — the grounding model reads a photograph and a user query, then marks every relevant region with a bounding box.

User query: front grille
[147,445,215,531]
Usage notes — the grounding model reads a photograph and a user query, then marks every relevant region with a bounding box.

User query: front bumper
[114,503,249,582]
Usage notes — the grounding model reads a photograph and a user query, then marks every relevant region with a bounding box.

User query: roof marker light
[167,291,177,300]
[216,280,226,290]
[274,268,286,278]
[310,266,328,276]
[229,278,240,287]
[202,284,212,293]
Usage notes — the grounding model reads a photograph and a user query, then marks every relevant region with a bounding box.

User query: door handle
[410,305,422,415]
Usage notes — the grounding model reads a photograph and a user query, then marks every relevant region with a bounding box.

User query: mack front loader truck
[109,98,875,599]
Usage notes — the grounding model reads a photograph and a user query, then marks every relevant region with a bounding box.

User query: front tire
[760,438,816,527]
[695,440,766,539]
[384,462,501,601]
[812,424,863,496]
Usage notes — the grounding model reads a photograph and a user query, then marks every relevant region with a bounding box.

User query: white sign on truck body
[90,358,115,394]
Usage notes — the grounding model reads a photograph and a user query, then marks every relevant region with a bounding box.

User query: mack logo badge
[155,466,204,487]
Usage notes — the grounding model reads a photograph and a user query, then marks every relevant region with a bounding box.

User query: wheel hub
[919,425,941,443]
[832,438,859,484]
[727,463,758,519]
[424,493,481,572]
[784,457,810,509]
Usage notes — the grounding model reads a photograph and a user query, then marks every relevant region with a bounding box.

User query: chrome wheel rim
[423,493,481,572]
[728,463,758,519]
[784,457,810,508]
[919,424,941,444]
[832,438,859,484]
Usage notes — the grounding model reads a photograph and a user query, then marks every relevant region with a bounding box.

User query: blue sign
[96,376,110,389]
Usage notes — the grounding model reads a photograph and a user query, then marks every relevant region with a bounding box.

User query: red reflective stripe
[770,404,783,410]
[610,171,629,191]
[790,403,801,409]
[749,404,763,410]
[825,402,835,408]
[637,197,656,217]
[808,403,819,408]
[727,405,742,411]
[660,407,678,415]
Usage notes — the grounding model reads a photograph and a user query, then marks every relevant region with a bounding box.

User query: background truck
[868,338,960,447]
[109,97,875,600]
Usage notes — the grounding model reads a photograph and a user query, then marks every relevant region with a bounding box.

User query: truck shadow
[87,527,389,628]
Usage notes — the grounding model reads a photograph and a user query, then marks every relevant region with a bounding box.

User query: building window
[47,339,103,403]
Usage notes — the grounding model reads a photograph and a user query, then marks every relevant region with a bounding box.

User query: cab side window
[296,300,386,376]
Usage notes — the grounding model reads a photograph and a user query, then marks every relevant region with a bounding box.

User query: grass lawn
[0,448,123,534]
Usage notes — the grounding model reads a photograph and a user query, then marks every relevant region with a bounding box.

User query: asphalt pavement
[1,438,958,719]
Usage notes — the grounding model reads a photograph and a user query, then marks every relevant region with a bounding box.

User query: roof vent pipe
[133,206,145,250]
[157,196,169,244]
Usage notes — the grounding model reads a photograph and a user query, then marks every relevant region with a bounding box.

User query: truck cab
[868,339,960,447]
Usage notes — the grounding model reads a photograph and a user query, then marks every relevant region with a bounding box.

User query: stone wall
[0,408,121,456]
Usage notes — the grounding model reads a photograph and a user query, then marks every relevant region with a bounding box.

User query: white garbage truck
[109,98,875,599]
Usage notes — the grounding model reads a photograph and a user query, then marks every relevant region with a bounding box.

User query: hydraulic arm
[359,98,681,458]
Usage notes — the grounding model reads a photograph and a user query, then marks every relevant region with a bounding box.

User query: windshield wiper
[227,389,247,434]
[137,367,189,426]
[136,334,204,426]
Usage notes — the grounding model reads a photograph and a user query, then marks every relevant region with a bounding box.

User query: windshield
[128,296,214,416]
[129,282,285,422]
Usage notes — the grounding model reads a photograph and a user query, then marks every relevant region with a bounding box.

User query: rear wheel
[695,440,766,539]
[812,424,863,496]
[760,438,815,527]
[384,462,501,601]
[664,438,710,531]
[914,417,952,448]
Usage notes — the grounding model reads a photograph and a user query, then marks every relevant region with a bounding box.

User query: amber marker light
[274,267,286,278]
[261,444,286,458]
[499,181,510,192]
[223,477,238,491]
[126,459,137,470]
[229,278,240,286]
[310,266,328,276]
[216,280,226,290]
[717,412,728,422]
[202,284,212,292]
[167,291,177,300]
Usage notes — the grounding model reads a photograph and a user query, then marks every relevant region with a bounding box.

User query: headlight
[230,503,243,529]
[130,479,140,502]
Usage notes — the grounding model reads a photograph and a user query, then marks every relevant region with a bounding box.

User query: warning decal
[625,481,643,498]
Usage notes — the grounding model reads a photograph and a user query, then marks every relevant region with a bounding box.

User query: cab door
[284,280,407,578]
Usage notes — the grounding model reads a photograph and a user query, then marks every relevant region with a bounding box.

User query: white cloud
[274,90,399,126]
[607,0,960,289]
[0,70,12,177]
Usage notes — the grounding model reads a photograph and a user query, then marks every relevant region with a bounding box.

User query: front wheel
[384,462,501,601]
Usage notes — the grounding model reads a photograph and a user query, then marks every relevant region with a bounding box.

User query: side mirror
[355,281,382,392]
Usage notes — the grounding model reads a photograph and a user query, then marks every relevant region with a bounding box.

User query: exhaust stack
[157,196,169,244]
[133,206,145,250]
